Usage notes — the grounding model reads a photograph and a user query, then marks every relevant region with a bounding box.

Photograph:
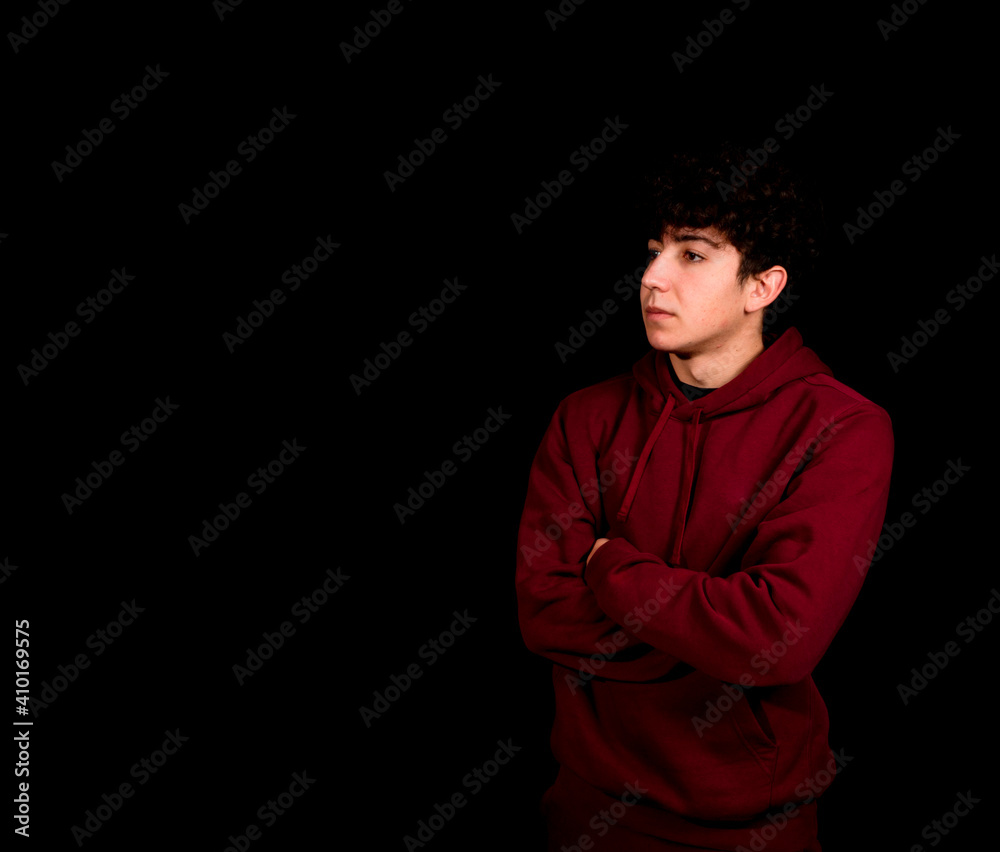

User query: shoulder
[784,374,894,463]
[561,370,636,413]
[797,374,893,428]
[552,370,638,447]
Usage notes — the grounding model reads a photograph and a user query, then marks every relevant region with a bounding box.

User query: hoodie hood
[616,327,833,565]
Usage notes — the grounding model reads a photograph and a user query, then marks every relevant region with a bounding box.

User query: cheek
[700,283,740,319]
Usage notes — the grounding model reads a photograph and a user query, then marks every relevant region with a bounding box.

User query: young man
[515,145,893,851]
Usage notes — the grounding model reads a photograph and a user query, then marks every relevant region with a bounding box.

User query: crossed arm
[515,398,893,686]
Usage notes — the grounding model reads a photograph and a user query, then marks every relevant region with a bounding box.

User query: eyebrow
[648,232,722,249]
[669,232,721,248]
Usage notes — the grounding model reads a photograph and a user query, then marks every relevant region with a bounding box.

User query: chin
[648,332,700,358]
[645,328,678,351]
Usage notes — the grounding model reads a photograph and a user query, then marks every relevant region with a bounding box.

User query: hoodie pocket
[739,687,778,748]
[553,671,784,821]
[731,686,779,777]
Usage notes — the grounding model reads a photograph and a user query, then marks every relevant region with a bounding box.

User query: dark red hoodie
[516,328,893,850]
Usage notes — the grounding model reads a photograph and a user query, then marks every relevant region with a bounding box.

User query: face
[641,225,759,355]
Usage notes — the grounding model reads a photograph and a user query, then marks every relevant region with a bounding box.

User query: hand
[587,537,611,567]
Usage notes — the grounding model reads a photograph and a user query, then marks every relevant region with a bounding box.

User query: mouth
[645,308,675,319]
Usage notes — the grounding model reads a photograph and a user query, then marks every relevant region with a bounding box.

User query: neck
[669,332,765,388]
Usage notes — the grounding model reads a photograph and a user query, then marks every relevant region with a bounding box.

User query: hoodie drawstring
[669,407,702,567]
[615,398,703,569]
[617,395,676,524]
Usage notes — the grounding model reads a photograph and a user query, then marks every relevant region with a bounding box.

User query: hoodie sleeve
[515,399,679,680]
[582,401,894,687]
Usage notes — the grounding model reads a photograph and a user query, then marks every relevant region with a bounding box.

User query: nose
[642,259,670,293]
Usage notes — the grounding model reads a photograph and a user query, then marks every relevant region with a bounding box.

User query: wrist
[584,537,632,587]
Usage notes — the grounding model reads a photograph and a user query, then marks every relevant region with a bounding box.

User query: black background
[4,0,994,849]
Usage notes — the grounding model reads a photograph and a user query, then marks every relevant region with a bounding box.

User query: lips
[645,307,675,316]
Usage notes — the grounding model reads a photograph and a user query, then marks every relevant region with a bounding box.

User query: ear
[746,265,788,313]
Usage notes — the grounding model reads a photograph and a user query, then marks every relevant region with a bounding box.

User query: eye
[684,250,704,262]
[646,249,660,265]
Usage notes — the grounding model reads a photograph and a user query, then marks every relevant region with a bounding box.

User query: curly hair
[638,141,824,296]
